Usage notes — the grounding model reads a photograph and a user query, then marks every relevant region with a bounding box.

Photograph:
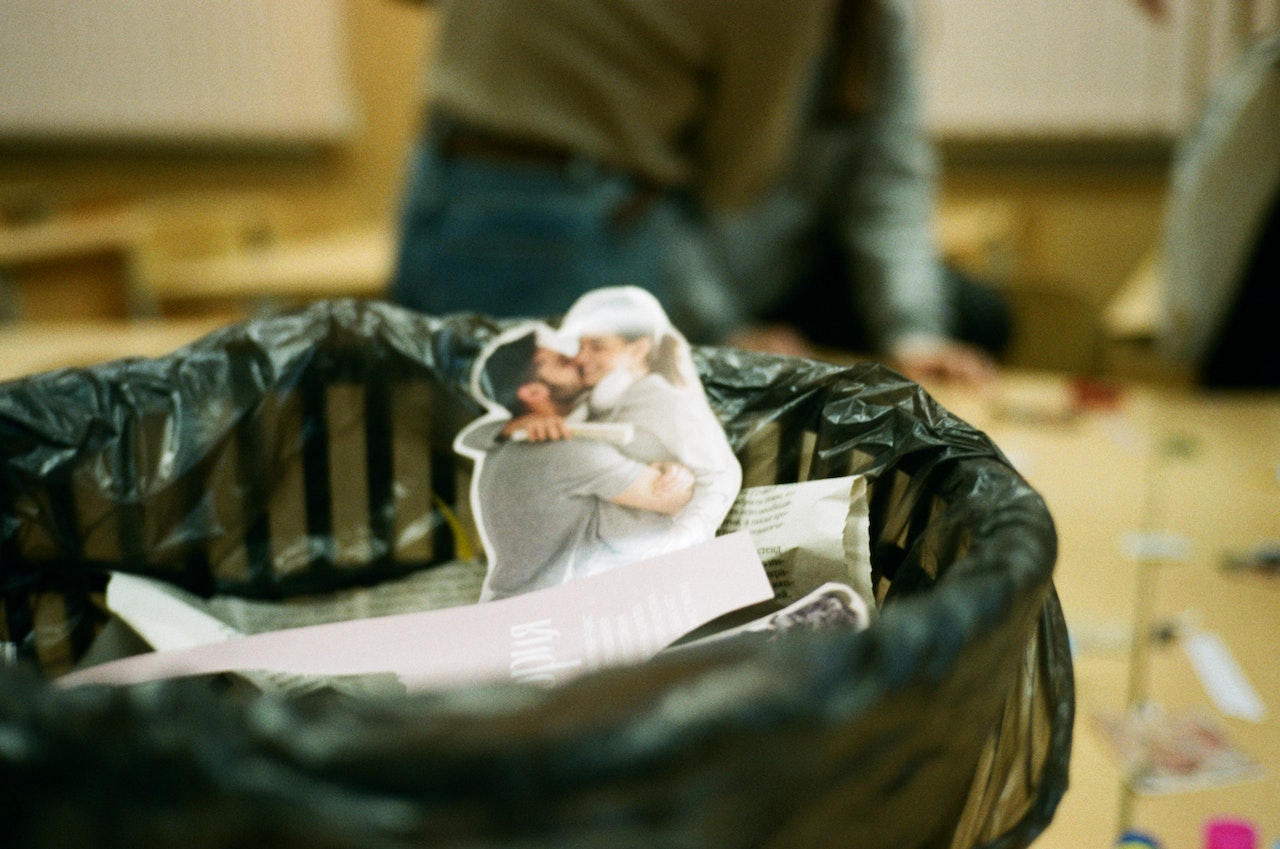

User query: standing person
[389,0,839,324]
[671,0,1009,386]
[457,323,697,601]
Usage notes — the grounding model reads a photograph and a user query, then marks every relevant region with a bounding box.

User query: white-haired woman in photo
[552,286,742,571]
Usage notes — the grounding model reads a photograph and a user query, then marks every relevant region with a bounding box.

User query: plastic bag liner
[0,299,1071,849]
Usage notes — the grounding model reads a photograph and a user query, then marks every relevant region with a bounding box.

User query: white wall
[0,0,357,146]
[916,0,1280,139]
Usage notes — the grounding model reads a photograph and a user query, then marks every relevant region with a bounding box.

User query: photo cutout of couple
[455,286,743,602]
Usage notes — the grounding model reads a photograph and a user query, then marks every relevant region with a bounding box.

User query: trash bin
[0,299,1070,849]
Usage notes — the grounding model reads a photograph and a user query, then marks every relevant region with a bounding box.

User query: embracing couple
[456,287,743,602]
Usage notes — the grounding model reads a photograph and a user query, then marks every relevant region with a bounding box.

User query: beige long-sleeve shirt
[426,0,839,211]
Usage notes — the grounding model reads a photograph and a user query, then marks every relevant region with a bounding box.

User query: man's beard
[546,382,586,408]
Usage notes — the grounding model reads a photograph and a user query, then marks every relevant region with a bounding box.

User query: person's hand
[650,461,695,497]
[501,413,572,442]
[724,323,816,358]
[890,339,998,389]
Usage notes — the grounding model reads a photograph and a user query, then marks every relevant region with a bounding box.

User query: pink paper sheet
[60,531,772,692]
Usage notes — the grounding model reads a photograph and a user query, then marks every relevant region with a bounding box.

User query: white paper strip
[1182,629,1267,722]
[1121,532,1192,562]
[58,531,773,693]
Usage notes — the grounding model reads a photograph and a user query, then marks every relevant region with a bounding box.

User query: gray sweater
[425,0,839,211]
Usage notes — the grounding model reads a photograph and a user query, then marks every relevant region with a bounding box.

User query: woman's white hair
[559,286,700,391]
[558,286,670,342]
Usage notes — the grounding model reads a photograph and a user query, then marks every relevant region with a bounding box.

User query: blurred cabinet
[139,225,392,318]
[0,198,392,324]
[0,207,151,321]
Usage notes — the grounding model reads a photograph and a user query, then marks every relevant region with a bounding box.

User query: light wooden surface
[5,199,1003,320]
[0,207,153,321]
[141,225,393,307]
[1100,249,1197,384]
[0,207,149,266]
[1,207,392,321]
[1104,248,1161,343]
[0,318,230,383]
[930,374,1280,849]
[936,198,1019,279]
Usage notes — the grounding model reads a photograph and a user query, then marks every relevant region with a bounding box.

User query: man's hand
[650,461,695,498]
[891,339,998,389]
[724,323,816,358]
[612,461,695,515]
[501,413,572,442]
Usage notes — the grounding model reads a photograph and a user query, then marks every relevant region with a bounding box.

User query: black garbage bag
[0,299,1070,849]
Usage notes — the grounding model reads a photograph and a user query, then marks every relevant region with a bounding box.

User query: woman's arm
[611,462,695,515]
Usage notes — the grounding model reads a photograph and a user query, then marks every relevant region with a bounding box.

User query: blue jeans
[390,140,673,322]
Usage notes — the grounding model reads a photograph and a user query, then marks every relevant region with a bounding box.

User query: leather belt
[435,122,575,171]
[430,116,664,224]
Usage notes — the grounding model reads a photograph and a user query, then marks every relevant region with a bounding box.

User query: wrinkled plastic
[0,299,1070,849]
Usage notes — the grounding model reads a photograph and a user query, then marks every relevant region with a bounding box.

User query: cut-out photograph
[455,286,742,602]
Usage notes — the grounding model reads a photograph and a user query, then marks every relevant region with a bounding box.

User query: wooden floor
[930,373,1279,849]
